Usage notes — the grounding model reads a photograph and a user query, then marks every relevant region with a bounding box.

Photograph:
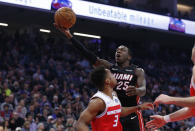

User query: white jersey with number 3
[91,91,123,131]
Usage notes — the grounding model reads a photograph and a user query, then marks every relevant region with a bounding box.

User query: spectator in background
[65,117,76,131]
[51,95,59,108]
[1,96,13,111]
[1,104,12,121]
[37,123,44,131]
[57,124,65,131]
[26,113,37,131]
[49,128,55,131]
[53,115,64,130]
[44,116,54,130]
[3,82,11,97]
[21,121,30,131]
[15,99,27,118]
[8,112,24,130]
[33,68,44,81]
[9,94,18,109]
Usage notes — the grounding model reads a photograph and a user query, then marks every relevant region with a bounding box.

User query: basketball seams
[58,11,72,28]
[54,7,76,28]
[60,10,76,24]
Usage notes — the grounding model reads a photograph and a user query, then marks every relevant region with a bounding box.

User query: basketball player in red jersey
[76,66,153,131]
[146,43,195,130]
[55,26,147,131]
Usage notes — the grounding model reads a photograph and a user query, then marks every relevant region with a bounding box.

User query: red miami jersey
[91,91,123,131]
[190,76,195,116]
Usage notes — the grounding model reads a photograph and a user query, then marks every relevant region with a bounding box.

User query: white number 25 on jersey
[116,81,129,90]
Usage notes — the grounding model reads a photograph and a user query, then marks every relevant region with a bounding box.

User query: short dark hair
[118,45,132,56]
[90,66,107,91]
[123,45,132,56]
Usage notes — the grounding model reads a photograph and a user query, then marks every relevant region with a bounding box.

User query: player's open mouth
[116,54,121,58]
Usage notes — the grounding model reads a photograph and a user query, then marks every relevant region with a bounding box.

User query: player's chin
[116,60,122,64]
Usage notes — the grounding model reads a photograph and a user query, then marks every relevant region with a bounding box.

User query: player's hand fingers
[126,91,136,96]
[146,124,155,129]
[145,103,154,110]
[146,120,156,126]
[153,100,159,108]
[146,123,158,129]
[150,115,158,119]
[151,126,159,131]
[126,86,136,90]
[140,103,154,110]
[126,87,136,92]
[126,89,135,93]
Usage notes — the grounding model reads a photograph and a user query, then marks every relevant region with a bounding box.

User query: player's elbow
[142,89,146,96]
[139,87,146,97]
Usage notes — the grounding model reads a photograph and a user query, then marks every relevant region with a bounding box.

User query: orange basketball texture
[54,7,76,28]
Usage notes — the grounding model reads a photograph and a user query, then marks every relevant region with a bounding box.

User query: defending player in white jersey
[76,66,153,131]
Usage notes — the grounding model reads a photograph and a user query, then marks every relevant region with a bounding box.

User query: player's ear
[128,55,131,60]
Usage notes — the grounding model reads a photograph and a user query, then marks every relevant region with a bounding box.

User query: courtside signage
[70,0,170,30]
[181,19,195,35]
[0,0,52,10]
[1,0,195,35]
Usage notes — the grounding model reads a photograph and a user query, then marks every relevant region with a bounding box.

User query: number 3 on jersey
[116,81,129,90]
[113,115,119,127]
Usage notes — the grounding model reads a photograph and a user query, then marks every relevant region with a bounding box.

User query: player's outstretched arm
[126,68,146,97]
[120,102,153,117]
[146,107,194,130]
[76,98,105,131]
[54,25,113,68]
[154,94,195,107]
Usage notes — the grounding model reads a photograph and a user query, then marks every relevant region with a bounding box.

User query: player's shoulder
[135,67,144,72]
[130,64,144,70]
[90,97,105,105]
[130,64,144,71]
[85,97,106,114]
[130,64,139,68]
[89,97,105,111]
[129,64,144,75]
[135,67,145,77]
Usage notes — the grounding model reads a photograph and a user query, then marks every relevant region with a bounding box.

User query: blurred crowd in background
[0,27,194,131]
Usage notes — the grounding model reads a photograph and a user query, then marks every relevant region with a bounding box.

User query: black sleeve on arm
[70,37,97,64]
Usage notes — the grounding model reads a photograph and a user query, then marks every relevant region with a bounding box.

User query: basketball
[54,7,76,29]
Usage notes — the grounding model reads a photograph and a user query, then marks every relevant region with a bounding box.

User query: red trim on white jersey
[190,76,195,116]
[190,76,195,96]
[91,91,123,131]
